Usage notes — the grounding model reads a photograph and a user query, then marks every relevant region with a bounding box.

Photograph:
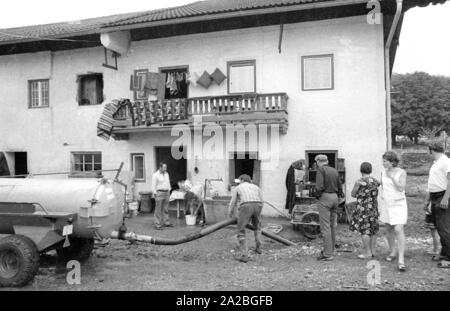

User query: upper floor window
[301,54,334,91]
[77,73,104,106]
[29,79,49,108]
[227,60,256,94]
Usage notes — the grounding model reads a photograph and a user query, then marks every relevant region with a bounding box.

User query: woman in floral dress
[350,162,381,259]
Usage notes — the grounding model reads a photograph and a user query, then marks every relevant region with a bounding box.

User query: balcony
[111,93,288,138]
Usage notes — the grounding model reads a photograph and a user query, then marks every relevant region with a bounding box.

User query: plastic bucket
[185,215,197,226]
[129,202,138,211]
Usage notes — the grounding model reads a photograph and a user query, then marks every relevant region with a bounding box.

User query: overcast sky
[0,0,449,77]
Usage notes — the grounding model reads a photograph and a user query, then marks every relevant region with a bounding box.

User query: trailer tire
[0,235,40,287]
[56,238,94,262]
[300,211,321,240]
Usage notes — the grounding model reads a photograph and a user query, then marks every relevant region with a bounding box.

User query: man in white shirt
[424,142,450,267]
[228,174,263,263]
[152,162,172,230]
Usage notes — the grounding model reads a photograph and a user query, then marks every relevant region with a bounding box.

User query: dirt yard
[2,153,450,291]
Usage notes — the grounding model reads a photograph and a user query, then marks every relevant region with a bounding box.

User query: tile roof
[0,0,446,45]
[0,12,140,43]
[104,0,336,28]
[0,0,352,45]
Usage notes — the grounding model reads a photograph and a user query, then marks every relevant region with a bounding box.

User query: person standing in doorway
[423,142,450,269]
[379,151,408,272]
[314,154,342,261]
[228,174,263,263]
[152,162,173,230]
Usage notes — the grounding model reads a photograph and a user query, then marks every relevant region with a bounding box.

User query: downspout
[384,0,403,150]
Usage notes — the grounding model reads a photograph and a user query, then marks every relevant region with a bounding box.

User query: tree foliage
[391,72,450,143]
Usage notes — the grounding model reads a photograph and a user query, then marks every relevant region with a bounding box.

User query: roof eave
[0,29,103,46]
[100,0,370,33]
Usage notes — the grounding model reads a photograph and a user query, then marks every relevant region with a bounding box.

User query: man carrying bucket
[228,174,263,263]
[184,181,206,226]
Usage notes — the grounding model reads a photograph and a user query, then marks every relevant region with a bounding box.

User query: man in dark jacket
[315,154,342,261]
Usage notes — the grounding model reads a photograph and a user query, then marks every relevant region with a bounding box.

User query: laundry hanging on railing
[130,71,166,101]
[130,99,188,126]
[97,98,188,139]
[97,99,131,140]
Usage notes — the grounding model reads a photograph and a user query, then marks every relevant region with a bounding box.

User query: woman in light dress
[379,151,408,272]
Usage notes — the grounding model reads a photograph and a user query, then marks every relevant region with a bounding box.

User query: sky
[0,0,449,77]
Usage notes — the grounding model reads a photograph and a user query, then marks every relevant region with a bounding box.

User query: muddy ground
[2,175,450,291]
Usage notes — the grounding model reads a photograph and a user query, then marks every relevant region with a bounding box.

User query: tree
[391,72,450,144]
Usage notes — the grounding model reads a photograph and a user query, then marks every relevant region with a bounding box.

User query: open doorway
[3,152,28,177]
[155,146,187,191]
[229,152,261,186]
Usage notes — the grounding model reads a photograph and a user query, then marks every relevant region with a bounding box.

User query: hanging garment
[285,165,296,213]
[285,160,303,212]
[166,73,179,95]
[97,99,131,141]
[144,72,166,101]
[0,152,10,176]
[186,72,199,86]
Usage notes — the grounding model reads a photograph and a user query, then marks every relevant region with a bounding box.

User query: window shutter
[96,75,103,104]
[253,160,261,186]
[158,73,167,101]
[229,158,235,185]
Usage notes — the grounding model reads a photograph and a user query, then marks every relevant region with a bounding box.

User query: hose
[111,217,296,246]
[263,201,291,220]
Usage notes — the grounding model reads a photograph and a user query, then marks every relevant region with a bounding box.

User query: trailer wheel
[300,212,321,240]
[0,235,40,287]
[56,238,94,262]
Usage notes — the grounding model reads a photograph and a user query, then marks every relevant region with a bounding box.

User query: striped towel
[97,99,129,140]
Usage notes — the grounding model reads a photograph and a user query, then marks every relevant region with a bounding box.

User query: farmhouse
[0,0,444,215]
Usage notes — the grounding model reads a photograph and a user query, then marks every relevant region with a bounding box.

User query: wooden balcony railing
[188,93,288,115]
[114,99,188,126]
[112,93,288,135]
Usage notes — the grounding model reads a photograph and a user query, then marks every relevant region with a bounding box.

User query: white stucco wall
[0,15,387,216]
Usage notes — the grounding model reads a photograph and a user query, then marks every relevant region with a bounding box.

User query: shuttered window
[302,54,334,91]
[227,60,256,94]
[29,80,49,108]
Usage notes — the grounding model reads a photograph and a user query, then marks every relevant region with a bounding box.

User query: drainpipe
[385,0,403,150]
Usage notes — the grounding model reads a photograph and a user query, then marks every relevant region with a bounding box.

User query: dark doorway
[14,152,28,176]
[229,152,261,186]
[155,146,187,191]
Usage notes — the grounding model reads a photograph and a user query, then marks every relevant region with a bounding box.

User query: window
[227,60,256,94]
[131,153,145,182]
[77,73,104,106]
[29,80,49,108]
[160,66,188,100]
[72,152,102,173]
[301,54,334,91]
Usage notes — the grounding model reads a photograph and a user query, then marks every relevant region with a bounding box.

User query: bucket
[129,202,138,211]
[185,215,197,226]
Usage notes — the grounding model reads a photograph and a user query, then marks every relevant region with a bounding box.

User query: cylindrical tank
[0,178,125,239]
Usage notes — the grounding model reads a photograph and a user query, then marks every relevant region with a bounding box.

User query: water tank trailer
[0,175,294,287]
